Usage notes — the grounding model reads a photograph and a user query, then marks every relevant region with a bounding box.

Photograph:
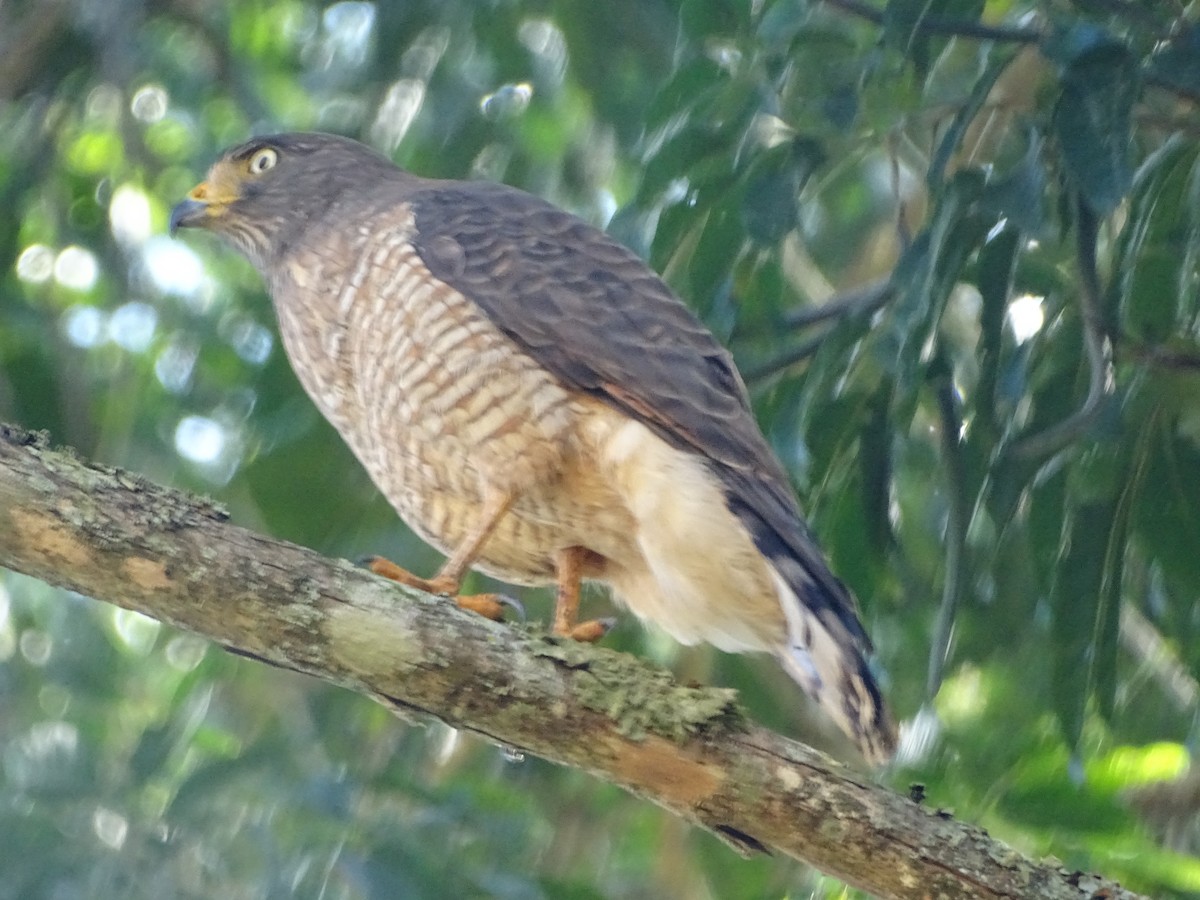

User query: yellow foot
[365,556,518,622]
[454,592,507,622]
[555,617,615,643]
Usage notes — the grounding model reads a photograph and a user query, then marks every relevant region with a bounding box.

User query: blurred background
[2,0,1200,896]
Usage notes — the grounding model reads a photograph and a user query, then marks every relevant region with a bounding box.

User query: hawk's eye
[248,148,278,175]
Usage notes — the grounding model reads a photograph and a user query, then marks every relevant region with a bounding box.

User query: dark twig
[819,0,1041,44]
[744,280,895,386]
[1008,195,1113,462]
[927,366,968,700]
[1143,70,1200,105]
[782,278,895,330]
[1124,343,1200,370]
[743,331,832,386]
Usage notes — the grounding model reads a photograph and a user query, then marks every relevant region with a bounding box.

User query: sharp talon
[494,593,526,621]
[456,593,506,621]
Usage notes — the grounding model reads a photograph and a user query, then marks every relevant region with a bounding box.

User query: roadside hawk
[170,132,897,764]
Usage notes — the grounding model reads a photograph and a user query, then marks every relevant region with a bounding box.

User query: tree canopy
[2,0,1199,897]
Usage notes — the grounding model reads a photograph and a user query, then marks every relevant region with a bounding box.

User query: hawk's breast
[270,205,638,583]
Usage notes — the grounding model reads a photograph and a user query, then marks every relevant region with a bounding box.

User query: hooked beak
[169,196,209,236]
[170,180,231,236]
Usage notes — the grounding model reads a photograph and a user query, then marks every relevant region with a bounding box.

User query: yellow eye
[248,148,277,175]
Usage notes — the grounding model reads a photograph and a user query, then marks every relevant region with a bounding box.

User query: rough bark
[0,422,1145,900]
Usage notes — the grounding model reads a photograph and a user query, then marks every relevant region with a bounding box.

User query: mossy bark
[0,422,1145,900]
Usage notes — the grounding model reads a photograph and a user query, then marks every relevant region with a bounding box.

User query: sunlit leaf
[1000,743,1133,833]
[1087,742,1189,792]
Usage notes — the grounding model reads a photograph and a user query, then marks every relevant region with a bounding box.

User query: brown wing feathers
[409,181,879,658]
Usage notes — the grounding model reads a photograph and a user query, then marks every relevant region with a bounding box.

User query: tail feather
[770,567,897,765]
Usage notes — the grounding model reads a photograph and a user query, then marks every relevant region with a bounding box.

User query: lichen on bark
[533,635,744,741]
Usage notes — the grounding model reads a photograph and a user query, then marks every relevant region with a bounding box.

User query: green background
[3,0,1200,896]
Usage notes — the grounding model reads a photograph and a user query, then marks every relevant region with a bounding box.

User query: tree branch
[742,330,831,386]
[782,278,896,331]
[740,279,895,386]
[0,422,1147,900]
[820,0,1199,104]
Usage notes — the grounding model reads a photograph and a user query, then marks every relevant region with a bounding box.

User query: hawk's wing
[405,180,873,653]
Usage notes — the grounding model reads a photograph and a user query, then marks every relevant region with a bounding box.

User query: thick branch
[0,422,1145,900]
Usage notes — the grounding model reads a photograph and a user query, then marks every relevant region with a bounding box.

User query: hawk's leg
[368,490,516,621]
[552,546,613,643]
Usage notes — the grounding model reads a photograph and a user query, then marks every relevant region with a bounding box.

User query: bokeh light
[53,246,99,292]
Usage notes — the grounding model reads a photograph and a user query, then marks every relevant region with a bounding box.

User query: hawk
[170,132,897,763]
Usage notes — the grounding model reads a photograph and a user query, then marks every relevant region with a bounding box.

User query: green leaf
[638,126,728,203]
[1050,441,1129,747]
[859,382,894,556]
[1116,137,1200,343]
[639,79,758,205]
[1052,30,1138,216]
[778,25,863,128]
[680,0,751,40]
[974,228,1020,437]
[882,0,984,74]
[883,169,988,402]
[981,131,1047,236]
[689,207,744,310]
[928,50,1012,188]
[1134,421,1200,614]
[129,722,176,778]
[645,57,724,130]
[730,253,786,333]
[1000,744,1133,833]
[757,0,811,51]
[739,138,824,244]
[1145,24,1200,97]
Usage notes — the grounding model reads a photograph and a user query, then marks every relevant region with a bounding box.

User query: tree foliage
[1,0,1199,896]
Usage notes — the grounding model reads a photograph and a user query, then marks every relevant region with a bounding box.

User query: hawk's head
[170,132,398,270]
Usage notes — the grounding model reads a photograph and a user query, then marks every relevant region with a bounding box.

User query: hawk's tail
[769,565,897,766]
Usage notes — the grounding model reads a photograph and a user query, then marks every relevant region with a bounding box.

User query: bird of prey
[171,132,897,763]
